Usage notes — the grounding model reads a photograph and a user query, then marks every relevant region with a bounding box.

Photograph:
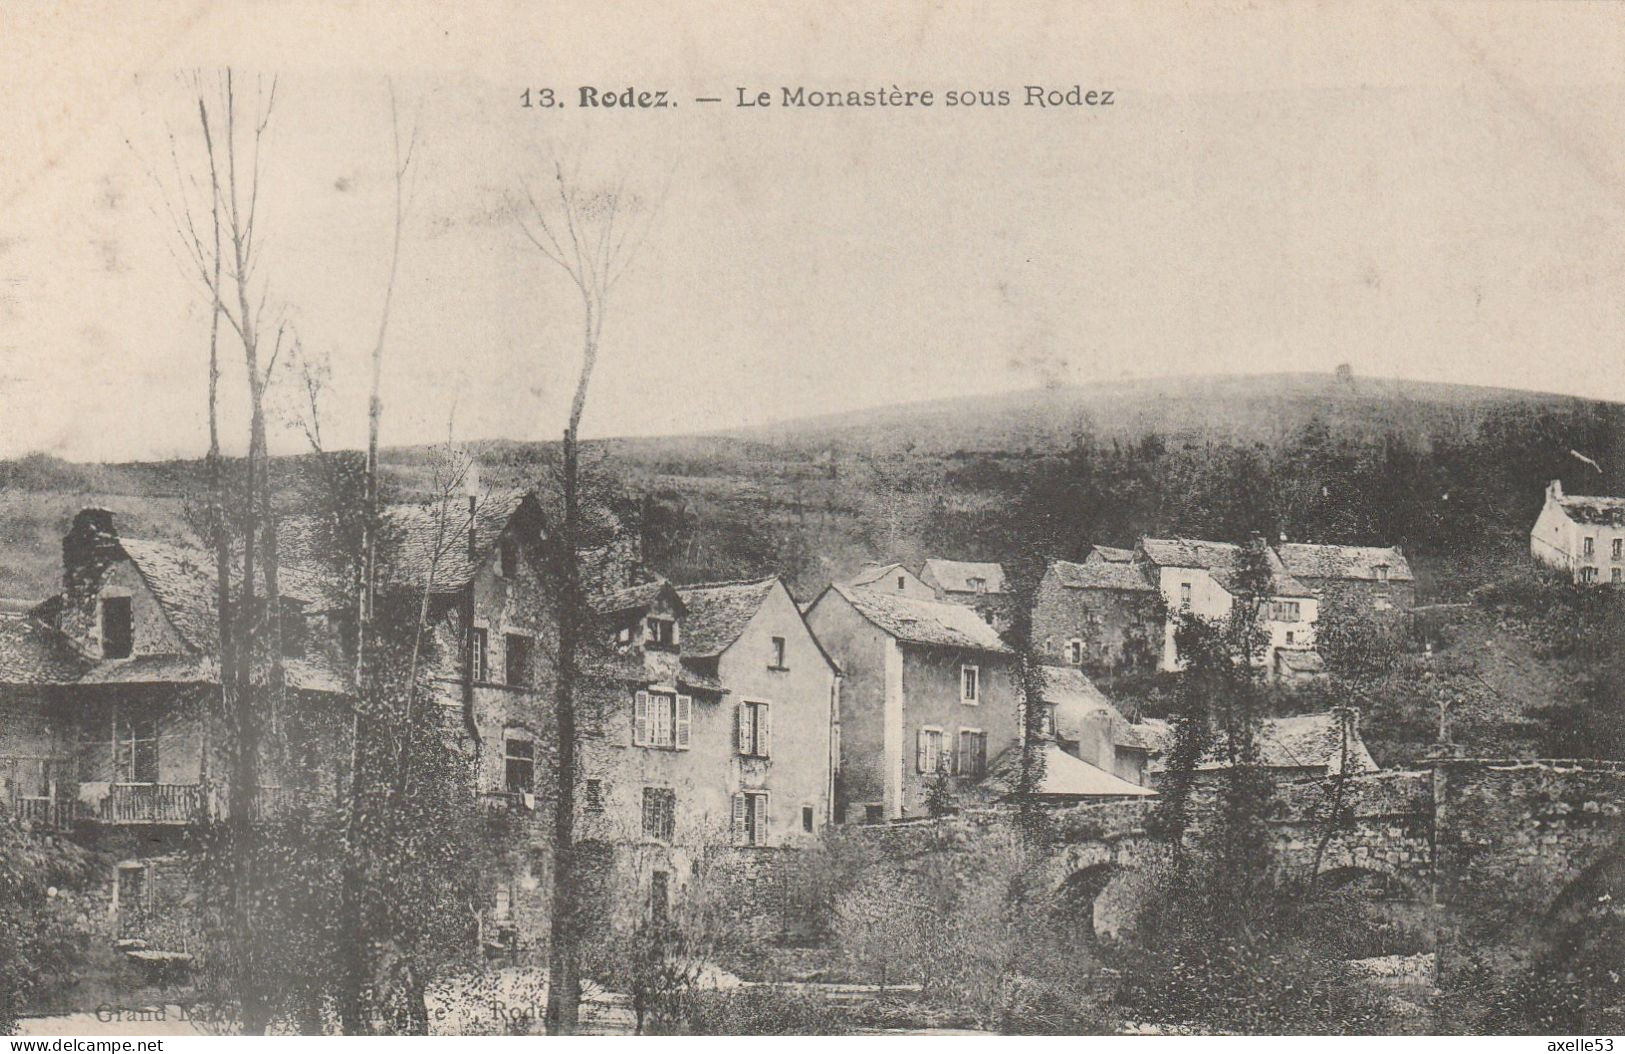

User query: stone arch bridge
[842,757,1625,984]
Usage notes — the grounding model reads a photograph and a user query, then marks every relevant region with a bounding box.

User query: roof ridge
[676,574,778,592]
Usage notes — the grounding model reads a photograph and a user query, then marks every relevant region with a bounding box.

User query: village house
[845,561,935,600]
[1136,537,1322,677]
[1530,479,1625,585]
[1142,707,1376,785]
[580,574,840,925]
[1276,541,1415,617]
[918,559,1015,634]
[804,583,1019,822]
[1030,557,1161,675]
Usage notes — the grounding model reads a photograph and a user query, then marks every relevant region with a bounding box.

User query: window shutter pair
[633,691,650,746]
[675,695,692,749]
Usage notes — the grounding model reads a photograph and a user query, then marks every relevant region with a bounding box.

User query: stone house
[1137,537,1321,675]
[1032,665,1156,788]
[1530,479,1625,585]
[804,583,1019,823]
[1030,558,1161,675]
[1276,542,1415,618]
[579,574,839,928]
[918,559,1015,634]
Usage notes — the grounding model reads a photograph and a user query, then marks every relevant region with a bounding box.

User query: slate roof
[1140,538,1314,598]
[1142,711,1376,774]
[592,580,679,616]
[1275,648,1327,675]
[1555,494,1625,527]
[825,583,1011,653]
[1276,543,1414,583]
[0,618,88,685]
[1087,545,1136,564]
[117,538,226,653]
[674,577,778,657]
[75,654,351,694]
[984,742,1156,798]
[1049,558,1155,593]
[921,559,1008,594]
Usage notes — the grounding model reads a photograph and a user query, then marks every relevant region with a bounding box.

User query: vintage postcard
[1,0,1622,1041]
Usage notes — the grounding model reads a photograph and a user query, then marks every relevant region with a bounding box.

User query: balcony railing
[80,783,302,825]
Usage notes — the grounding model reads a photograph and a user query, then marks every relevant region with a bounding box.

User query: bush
[677,985,852,1036]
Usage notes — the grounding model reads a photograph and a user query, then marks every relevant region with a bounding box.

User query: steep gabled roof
[920,559,1008,594]
[0,617,88,686]
[1086,544,1136,564]
[820,583,1010,653]
[1034,665,1154,752]
[1141,538,1313,598]
[116,538,224,653]
[674,577,779,656]
[1276,543,1414,583]
[848,562,915,588]
[1048,557,1156,593]
[592,579,682,617]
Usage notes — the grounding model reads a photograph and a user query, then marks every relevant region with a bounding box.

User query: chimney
[1548,479,1564,502]
[63,508,121,600]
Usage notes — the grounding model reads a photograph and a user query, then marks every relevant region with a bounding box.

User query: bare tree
[515,158,663,1034]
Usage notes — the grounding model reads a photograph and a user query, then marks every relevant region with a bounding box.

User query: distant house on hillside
[804,583,1018,822]
[846,561,934,600]
[919,559,1014,633]
[1531,479,1625,585]
[1144,707,1376,784]
[1276,542,1415,616]
[1031,558,1160,675]
[1084,545,1136,565]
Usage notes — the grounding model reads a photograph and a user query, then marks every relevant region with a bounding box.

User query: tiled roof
[675,577,778,657]
[826,583,1010,653]
[984,742,1156,798]
[1557,494,1625,527]
[1276,543,1414,583]
[0,618,87,685]
[1087,545,1136,564]
[921,559,1008,594]
[1049,558,1155,593]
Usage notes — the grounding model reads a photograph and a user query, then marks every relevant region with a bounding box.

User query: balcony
[78,783,303,825]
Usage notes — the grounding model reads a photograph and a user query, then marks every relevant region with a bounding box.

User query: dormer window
[1375,564,1390,586]
[968,577,987,594]
[101,596,132,659]
[646,617,677,650]
[498,536,519,579]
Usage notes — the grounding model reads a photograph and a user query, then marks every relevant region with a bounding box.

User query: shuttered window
[737,701,770,757]
[958,729,987,778]
[633,692,688,749]
[915,727,943,774]
[734,791,769,845]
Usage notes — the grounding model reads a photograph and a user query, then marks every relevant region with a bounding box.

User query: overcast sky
[2,1,1624,462]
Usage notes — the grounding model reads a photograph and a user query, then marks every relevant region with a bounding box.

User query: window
[896,575,906,591]
[1585,536,1596,557]
[1179,582,1192,610]
[633,692,690,749]
[968,576,987,593]
[1038,704,1057,738]
[958,729,988,778]
[1614,569,1622,585]
[649,870,669,922]
[115,711,158,783]
[960,665,979,705]
[802,805,815,833]
[1067,639,1083,666]
[1375,564,1391,585]
[503,736,534,795]
[770,636,787,669]
[492,886,513,921]
[1267,601,1302,622]
[734,791,769,845]
[1582,566,1600,584]
[641,787,675,842]
[864,804,883,824]
[617,624,634,645]
[101,596,132,659]
[498,535,519,578]
[117,863,147,913]
[916,727,943,774]
[505,633,534,687]
[1285,630,1296,645]
[1614,539,1622,562]
[470,627,489,682]
[738,701,771,757]
[646,617,677,649]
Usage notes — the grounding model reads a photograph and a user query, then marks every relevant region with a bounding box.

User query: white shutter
[916,729,926,773]
[675,695,692,750]
[752,793,769,845]
[732,792,746,844]
[633,691,649,746]
[758,704,771,758]
[737,703,750,755]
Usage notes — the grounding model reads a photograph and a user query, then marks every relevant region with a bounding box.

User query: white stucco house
[1531,480,1625,585]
